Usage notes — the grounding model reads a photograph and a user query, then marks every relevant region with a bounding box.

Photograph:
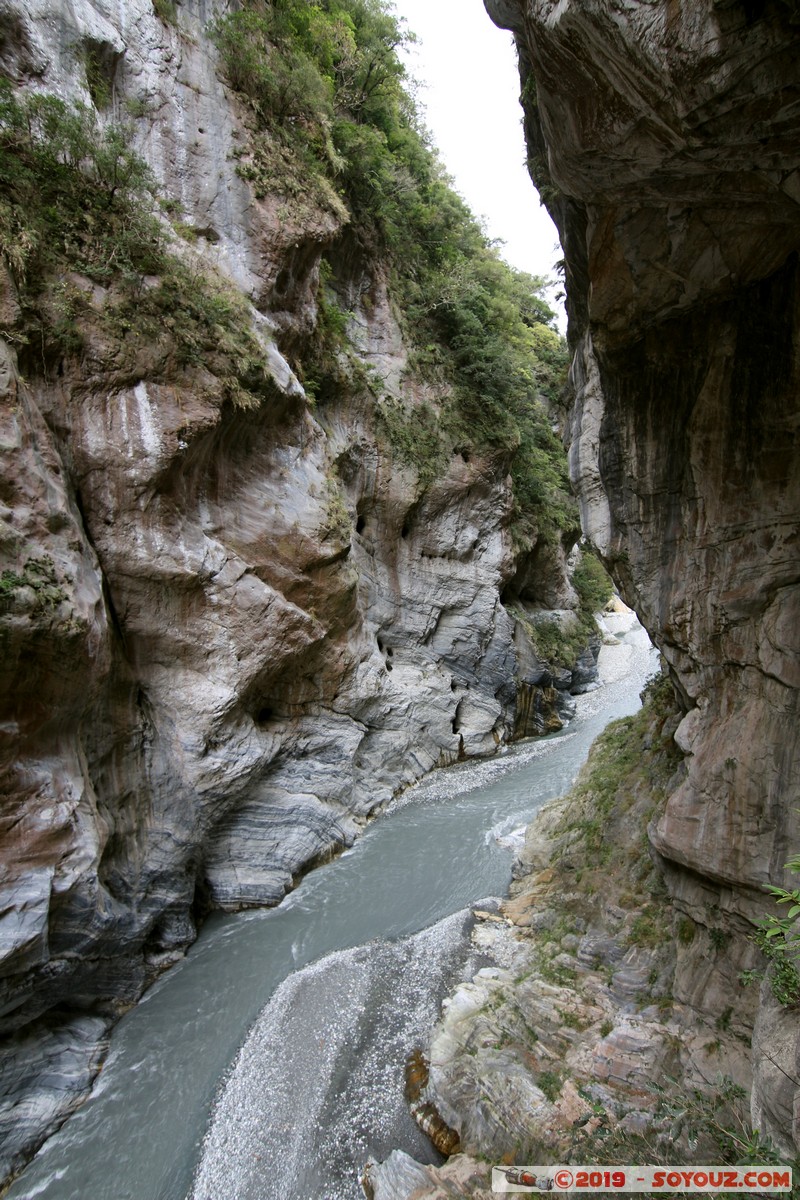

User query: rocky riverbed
[366,617,772,1198]
[3,607,655,1200]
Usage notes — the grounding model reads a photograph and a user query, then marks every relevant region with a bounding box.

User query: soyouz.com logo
[491,1165,793,1193]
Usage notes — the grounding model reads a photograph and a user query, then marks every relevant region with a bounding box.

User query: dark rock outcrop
[484,0,800,1158]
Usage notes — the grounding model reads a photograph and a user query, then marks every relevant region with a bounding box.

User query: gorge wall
[368,3,800,1192]
[0,0,601,1183]
[499,0,800,1155]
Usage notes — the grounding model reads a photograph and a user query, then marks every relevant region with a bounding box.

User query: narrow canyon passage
[2,0,797,1188]
[7,617,655,1200]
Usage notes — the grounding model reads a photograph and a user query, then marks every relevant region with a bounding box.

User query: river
[8,613,656,1200]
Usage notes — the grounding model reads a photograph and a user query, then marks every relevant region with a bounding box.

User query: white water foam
[189,911,476,1200]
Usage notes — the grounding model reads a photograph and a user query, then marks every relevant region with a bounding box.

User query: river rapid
[9,612,656,1200]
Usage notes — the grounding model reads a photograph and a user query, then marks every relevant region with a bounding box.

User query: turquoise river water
[9,615,656,1200]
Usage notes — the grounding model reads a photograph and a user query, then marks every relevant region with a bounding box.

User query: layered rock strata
[379,0,800,1181]
[491,0,800,1157]
[372,3,800,1190]
[0,0,594,1181]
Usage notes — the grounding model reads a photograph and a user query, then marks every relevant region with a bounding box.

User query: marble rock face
[486,0,800,1157]
[0,0,590,1178]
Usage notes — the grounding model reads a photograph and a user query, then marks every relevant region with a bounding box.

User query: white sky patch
[393,0,566,328]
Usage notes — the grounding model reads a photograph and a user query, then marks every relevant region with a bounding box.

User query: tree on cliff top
[211,0,573,546]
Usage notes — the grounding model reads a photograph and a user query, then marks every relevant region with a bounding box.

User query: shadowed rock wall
[486,0,800,1154]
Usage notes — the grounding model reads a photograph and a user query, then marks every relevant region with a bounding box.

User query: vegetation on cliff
[509,546,613,668]
[210,0,573,546]
[424,674,794,1180]
[747,858,800,1008]
[0,0,573,547]
[0,84,282,408]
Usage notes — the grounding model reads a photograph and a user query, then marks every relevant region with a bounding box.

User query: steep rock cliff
[496,0,800,1157]
[379,1,800,1182]
[370,5,800,1193]
[0,0,594,1180]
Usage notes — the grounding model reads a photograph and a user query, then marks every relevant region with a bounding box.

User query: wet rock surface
[364,1152,493,1200]
[0,1015,109,1185]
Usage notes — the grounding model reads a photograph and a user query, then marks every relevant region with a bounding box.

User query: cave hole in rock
[81,38,122,110]
[191,873,213,924]
[97,835,131,904]
[376,636,393,669]
[400,523,410,539]
[274,268,291,297]
[0,13,35,78]
[254,705,278,727]
[143,910,181,955]
[741,0,766,23]
[355,515,366,534]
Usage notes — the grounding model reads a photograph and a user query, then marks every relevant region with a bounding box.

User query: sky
[392,0,565,325]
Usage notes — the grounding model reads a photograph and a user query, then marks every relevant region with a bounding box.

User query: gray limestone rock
[488,0,800,1157]
[0,0,598,1179]
[751,977,800,1158]
[364,1150,436,1200]
[0,1015,110,1184]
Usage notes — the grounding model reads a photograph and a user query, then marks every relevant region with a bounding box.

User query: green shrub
[537,1070,562,1102]
[509,603,597,672]
[573,548,614,613]
[554,675,681,863]
[627,907,667,949]
[210,0,573,538]
[82,43,114,110]
[754,850,800,1008]
[677,917,695,945]
[374,397,447,488]
[755,926,800,1008]
[0,556,67,612]
[0,83,276,406]
[153,0,178,25]
[709,927,730,951]
[0,83,163,289]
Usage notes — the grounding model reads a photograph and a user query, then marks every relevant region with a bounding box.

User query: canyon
[505,0,800,1160]
[0,0,799,1193]
[367,1,800,1195]
[0,0,597,1184]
